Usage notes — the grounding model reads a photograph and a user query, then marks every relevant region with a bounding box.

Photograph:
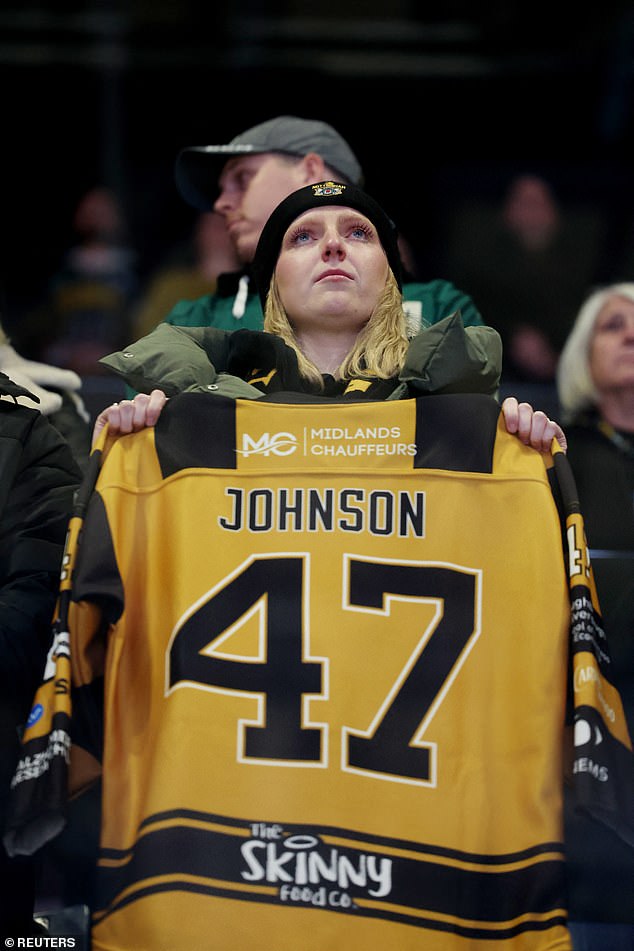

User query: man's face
[214,153,308,263]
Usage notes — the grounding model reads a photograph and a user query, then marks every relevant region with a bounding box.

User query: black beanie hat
[251,181,403,308]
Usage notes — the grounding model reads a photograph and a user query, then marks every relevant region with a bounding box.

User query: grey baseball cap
[174,115,364,211]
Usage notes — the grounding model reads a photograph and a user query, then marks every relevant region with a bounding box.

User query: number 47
[168,554,480,786]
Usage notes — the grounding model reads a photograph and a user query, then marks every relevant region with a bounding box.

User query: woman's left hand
[92,389,168,447]
[501,396,567,453]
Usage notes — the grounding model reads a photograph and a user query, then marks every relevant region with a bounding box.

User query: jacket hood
[398,311,501,397]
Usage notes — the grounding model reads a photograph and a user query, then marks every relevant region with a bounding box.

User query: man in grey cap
[157,115,484,335]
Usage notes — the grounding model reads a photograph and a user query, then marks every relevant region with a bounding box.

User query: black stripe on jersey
[154,393,238,475]
[413,394,499,472]
[109,807,564,866]
[72,492,124,620]
[93,876,567,942]
[94,818,566,936]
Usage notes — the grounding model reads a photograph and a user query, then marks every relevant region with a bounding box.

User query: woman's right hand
[92,389,168,447]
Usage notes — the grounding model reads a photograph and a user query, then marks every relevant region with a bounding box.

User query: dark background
[3,0,634,336]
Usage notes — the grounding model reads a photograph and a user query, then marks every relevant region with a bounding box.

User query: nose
[213,190,228,214]
[322,233,345,260]
[213,182,235,215]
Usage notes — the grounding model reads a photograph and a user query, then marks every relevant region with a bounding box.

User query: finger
[100,399,140,436]
[92,409,110,446]
[524,412,568,454]
[539,419,567,454]
[92,400,128,446]
[525,410,549,452]
[126,391,166,430]
[128,394,151,431]
[553,422,567,453]
[501,396,520,434]
[114,399,139,434]
[144,389,168,426]
[516,402,535,444]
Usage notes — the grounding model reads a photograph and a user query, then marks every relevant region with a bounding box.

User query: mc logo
[239,432,298,457]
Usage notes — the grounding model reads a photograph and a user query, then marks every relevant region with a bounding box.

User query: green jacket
[163,271,484,335]
[101,312,501,402]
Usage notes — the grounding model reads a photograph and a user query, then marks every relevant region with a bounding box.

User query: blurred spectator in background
[17,187,138,377]
[0,318,91,471]
[556,282,634,950]
[132,211,240,339]
[445,172,606,384]
[0,370,82,936]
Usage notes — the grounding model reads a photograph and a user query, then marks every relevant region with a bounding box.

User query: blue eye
[289,229,312,245]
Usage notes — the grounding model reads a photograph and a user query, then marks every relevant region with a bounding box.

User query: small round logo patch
[26,703,44,728]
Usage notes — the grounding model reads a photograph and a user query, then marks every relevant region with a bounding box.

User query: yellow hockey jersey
[6,393,633,951]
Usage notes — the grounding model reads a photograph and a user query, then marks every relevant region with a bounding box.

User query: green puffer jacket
[100,312,502,402]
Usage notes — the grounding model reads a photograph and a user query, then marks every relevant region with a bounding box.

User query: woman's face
[589,294,634,393]
[274,206,389,336]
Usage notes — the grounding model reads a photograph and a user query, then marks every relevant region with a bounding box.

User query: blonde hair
[263,269,409,387]
[556,282,634,421]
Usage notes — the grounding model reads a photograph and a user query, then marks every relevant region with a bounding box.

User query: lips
[316,269,353,282]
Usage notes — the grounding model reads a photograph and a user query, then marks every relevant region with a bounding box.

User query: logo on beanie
[312,181,346,197]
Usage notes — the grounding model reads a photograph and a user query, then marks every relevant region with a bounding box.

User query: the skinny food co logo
[241,822,392,910]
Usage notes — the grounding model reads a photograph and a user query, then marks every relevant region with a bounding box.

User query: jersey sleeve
[3,442,114,857]
[553,445,634,845]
